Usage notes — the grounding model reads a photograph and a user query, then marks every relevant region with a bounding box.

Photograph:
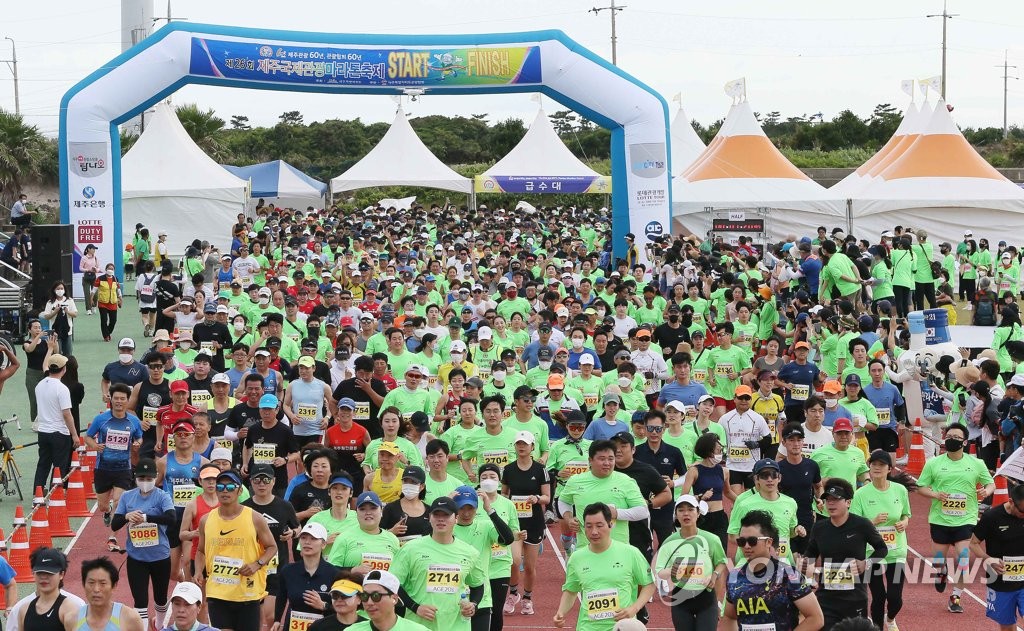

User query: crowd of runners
[5,202,1024,631]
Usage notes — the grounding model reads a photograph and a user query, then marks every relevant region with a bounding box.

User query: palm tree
[0,108,48,209]
[175,103,227,161]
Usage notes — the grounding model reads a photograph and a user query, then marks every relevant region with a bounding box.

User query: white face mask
[618,376,632,388]
[571,338,584,349]
[234,322,245,331]
[54,289,65,297]
[479,479,500,493]
[401,484,420,499]
[492,371,507,382]
[825,397,838,409]
[179,343,192,351]
[712,454,723,464]
[259,297,270,305]
[118,353,133,363]
[450,353,464,363]
[137,480,156,493]
[538,361,552,370]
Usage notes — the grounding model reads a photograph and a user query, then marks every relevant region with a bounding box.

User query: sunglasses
[331,591,358,600]
[645,425,664,433]
[148,364,164,370]
[358,592,389,603]
[215,483,240,492]
[518,397,536,403]
[735,536,772,547]
[756,472,780,480]
[252,476,273,484]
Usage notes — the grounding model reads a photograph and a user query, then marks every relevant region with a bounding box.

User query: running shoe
[503,592,521,614]
[935,568,948,593]
[544,509,556,524]
[521,599,534,615]
[948,594,963,613]
[886,618,899,631]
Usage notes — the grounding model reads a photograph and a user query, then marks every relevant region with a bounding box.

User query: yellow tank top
[370,467,404,503]
[204,506,266,602]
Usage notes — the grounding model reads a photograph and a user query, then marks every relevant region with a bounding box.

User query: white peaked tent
[846,99,1024,247]
[475,109,611,194]
[831,101,931,197]
[122,103,247,253]
[670,106,706,174]
[223,160,327,211]
[672,99,843,240]
[331,107,471,194]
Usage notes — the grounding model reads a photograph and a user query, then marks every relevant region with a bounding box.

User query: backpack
[974,294,996,326]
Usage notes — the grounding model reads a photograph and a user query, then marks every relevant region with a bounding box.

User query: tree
[549,110,577,135]
[230,115,251,130]
[175,103,227,160]
[279,111,304,126]
[0,109,49,208]
[119,129,139,156]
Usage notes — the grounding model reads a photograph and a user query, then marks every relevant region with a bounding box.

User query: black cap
[752,458,780,475]
[781,425,805,439]
[821,481,854,501]
[135,458,158,477]
[868,449,893,466]
[31,549,68,574]
[477,463,501,479]
[537,347,554,360]
[610,431,634,445]
[250,463,276,478]
[402,465,426,485]
[538,322,552,332]
[410,411,431,431]
[564,410,587,426]
[265,336,282,349]
[513,385,539,400]
[667,303,681,313]
[429,496,458,515]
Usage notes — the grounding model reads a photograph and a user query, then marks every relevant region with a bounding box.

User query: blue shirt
[582,417,630,441]
[86,411,144,471]
[101,360,148,388]
[800,256,823,296]
[823,404,853,428]
[115,488,175,561]
[226,367,247,392]
[567,349,601,371]
[657,380,708,408]
[0,556,15,586]
[862,382,904,430]
[521,340,559,369]
[776,361,821,407]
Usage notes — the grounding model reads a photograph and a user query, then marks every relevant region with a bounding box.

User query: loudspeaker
[31,224,73,311]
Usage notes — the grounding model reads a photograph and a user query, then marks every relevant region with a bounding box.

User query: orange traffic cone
[9,507,32,582]
[906,418,926,477]
[969,442,978,457]
[66,457,91,518]
[0,528,7,603]
[993,459,1009,507]
[80,438,97,500]
[48,472,75,538]
[28,486,53,552]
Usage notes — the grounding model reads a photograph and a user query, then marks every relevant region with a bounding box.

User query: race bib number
[425,564,461,594]
[296,404,319,420]
[852,414,867,429]
[670,558,707,589]
[140,284,155,296]
[288,611,322,631]
[564,461,589,477]
[692,369,707,384]
[172,483,196,508]
[822,561,855,591]
[361,552,392,571]
[252,443,276,465]
[477,368,491,382]
[644,377,654,391]
[511,495,532,519]
[728,445,752,464]
[191,390,212,407]
[684,405,697,422]
[166,433,176,451]
[353,402,370,421]
[585,588,619,620]
[128,522,159,548]
[200,341,215,353]
[1004,556,1024,582]
[491,542,509,559]
[790,385,809,401]
[877,526,898,550]
[142,407,158,424]
[427,375,439,390]
[715,364,733,378]
[266,554,279,576]
[777,537,790,560]
[875,408,891,424]
[105,429,130,451]
[481,450,509,468]
[215,438,233,451]
[211,556,243,586]
[583,393,599,408]
[941,493,968,517]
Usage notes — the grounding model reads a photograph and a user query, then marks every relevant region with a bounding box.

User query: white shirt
[719,408,771,472]
[35,376,72,433]
[612,315,638,339]
[778,424,833,458]
[629,348,670,394]
[7,589,86,631]
[10,200,26,218]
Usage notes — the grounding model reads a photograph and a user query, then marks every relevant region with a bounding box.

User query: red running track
[52,492,998,631]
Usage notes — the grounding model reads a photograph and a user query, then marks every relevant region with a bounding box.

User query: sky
[5,0,1024,138]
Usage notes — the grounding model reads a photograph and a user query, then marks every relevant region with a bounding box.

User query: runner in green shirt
[440,399,481,483]
[380,365,434,422]
[307,475,359,560]
[363,408,424,473]
[506,386,550,463]
[547,411,593,497]
[461,396,519,476]
[557,440,648,545]
[451,485,516,629]
[553,502,656,630]
[654,495,727,627]
[476,463,524,602]
[327,491,401,572]
[349,569,431,631]
[705,323,751,415]
[727,459,802,565]
[916,423,995,613]
[424,440,463,504]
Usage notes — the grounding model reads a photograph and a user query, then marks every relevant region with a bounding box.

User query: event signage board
[474,175,611,194]
[190,38,543,87]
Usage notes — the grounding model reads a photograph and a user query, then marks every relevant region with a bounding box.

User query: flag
[672,92,682,104]
[724,78,746,100]
[530,93,543,104]
[920,75,941,96]
[901,79,915,98]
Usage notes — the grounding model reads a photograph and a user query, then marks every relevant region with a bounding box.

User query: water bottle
[460,591,471,618]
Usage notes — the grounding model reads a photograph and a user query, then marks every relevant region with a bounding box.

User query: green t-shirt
[440,423,481,483]
[870,261,894,300]
[547,438,593,490]
[559,471,645,544]
[380,387,434,420]
[756,301,779,342]
[705,345,751,399]
[307,509,358,560]
[384,350,417,383]
[390,535,485,631]
[839,396,879,431]
[326,525,400,570]
[680,297,711,328]
[826,253,861,297]
[912,242,935,282]
[453,514,504,609]
[562,540,654,631]
[727,490,798,563]
[462,426,519,472]
[425,473,463,505]
[917,453,993,527]
[365,437,423,470]
[850,482,911,564]
[810,443,868,489]
[485,495,520,579]
[654,529,726,591]
[504,414,550,459]
[891,249,915,289]
[732,321,758,356]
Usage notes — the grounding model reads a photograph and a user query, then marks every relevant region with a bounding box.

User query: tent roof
[482,109,602,178]
[122,102,247,201]
[670,106,706,175]
[223,160,326,199]
[330,107,471,194]
[831,101,932,196]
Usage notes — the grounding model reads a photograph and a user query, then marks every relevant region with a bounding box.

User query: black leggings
[99,308,118,338]
[697,510,728,553]
[915,282,937,311]
[35,431,73,492]
[869,562,905,627]
[471,607,492,631]
[489,577,510,631]
[207,598,261,631]
[670,588,719,631]
[892,285,912,318]
[126,555,170,609]
[961,278,977,303]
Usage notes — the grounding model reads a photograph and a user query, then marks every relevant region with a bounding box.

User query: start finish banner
[190,38,543,87]
[474,175,612,194]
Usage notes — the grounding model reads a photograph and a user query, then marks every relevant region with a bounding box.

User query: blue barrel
[924,308,950,344]
[908,312,926,336]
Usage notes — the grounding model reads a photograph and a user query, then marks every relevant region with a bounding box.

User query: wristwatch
[256,558,266,567]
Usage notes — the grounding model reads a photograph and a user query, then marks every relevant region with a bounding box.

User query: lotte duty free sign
[712,218,765,233]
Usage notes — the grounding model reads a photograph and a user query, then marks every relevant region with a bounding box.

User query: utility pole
[927,0,958,100]
[589,1,626,66]
[1,37,18,115]
[997,50,1018,140]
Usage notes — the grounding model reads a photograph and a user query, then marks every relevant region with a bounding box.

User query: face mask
[618,376,632,388]
[571,338,584,349]
[259,297,270,305]
[308,327,320,339]
[234,322,245,331]
[712,454,723,464]
[669,315,680,323]
[106,269,114,276]
[480,479,500,493]
[538,361,552,370]
[945,438,965,452]
[492,371,507,382]
[55,289,65,297]
[137,480,156,493]
[451,353,464,363]
[118,353,133,363]
[179,343,191,351]
[401,484,420,499]
[825,397,838,408]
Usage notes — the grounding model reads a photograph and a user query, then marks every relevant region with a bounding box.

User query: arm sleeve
[398,586,422,613]
[614,504,650,523]
[469,583,485,606]
[488,510,515,546]
[557,498,573,517]
[110,514,127,531]
[147,509,178,527]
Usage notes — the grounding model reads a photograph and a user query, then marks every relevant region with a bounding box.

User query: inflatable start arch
[60,23,671,277]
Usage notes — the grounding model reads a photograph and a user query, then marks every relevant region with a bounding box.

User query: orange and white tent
[672,99,843,239]
[831,101,931,197]
[845,99,1024,246]
[670,106,706,174]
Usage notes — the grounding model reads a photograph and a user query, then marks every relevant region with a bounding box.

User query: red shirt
[324,422,370,453]
[154,404,199,451]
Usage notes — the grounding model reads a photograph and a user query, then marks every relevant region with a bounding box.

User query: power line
[589,1,626,65]
[927,0,959,99]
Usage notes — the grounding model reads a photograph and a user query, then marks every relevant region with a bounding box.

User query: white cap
[555,306,569,317]
[117,337,135,349]
[171,582,203,604]
[664,400,687,412]
[258,287,272,297]
[964,230,973,237]
[1010,374,1024,388]
[210,447,233,462]
[211,373,231,385]
[579,354,595,365]
[216,305,229,314]
[477,327,493,340]
[513,430,535,445]
[363,569,401,594]
[674,494,708,514]
[299,522,328,541]
[450,340,468,353]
